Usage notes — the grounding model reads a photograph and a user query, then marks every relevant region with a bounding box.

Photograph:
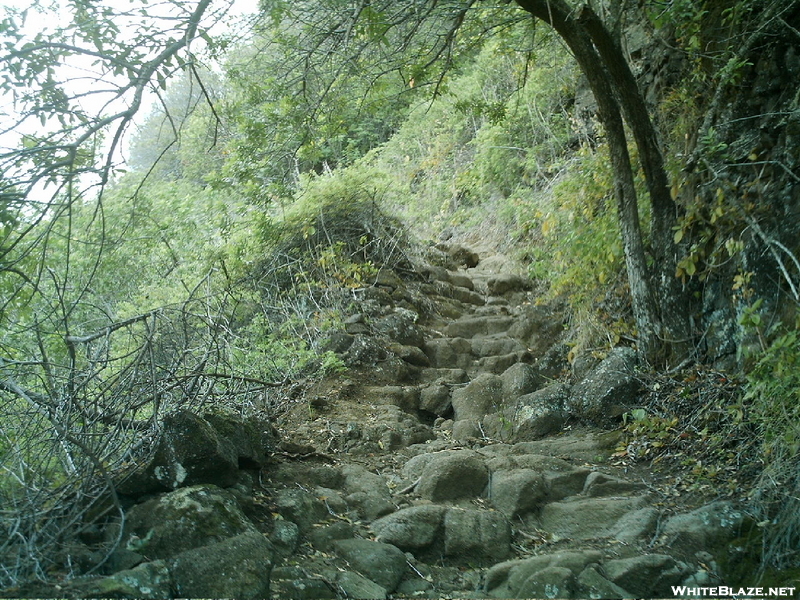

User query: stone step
[446,271,475,291]
[417,367,469,385]
[536,495,651,540]
[423,337,474,369]
[474,351,532,375]
[470,334,526,358]
[420,281,485,307]
[445,315,516,338]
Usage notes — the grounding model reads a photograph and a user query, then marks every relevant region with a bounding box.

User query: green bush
[230,167,418,383]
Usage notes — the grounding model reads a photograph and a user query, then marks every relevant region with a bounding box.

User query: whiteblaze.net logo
[672,586,797,598]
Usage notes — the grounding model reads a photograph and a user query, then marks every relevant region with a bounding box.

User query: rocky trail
[32,243,757,599]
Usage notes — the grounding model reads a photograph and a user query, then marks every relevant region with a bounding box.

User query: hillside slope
[13,244,793,599]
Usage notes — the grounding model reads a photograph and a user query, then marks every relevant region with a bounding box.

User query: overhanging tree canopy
[4,0,792,370]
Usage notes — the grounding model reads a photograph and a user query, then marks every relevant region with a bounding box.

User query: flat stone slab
[445,316,516,338]
[538,496,649,539]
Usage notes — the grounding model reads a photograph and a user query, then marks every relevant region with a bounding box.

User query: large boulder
[372,505,447,551]
[333,539,407,591]
[601,554,690,597]
[567,347,641,422]
[372,504,511,565]
[513,383,570,440]
[307,521,354,552]
[485,550,604,598]
[270,519,301,557]
[423,337,473,369]
[500,362,544,399]
[451,373,504,438]
[169,531,273,599]
[419,382,452,416]
[345,334,390,366]
[373,309,425,348]
[116,410,239,495]
[274,487,329,533]
[489,469,547,517]
[538,496,649,539]
[202,408,271,469]
[609,506,661,543]
[123,485,258,559]
[341,464,395,520]
[484,452,590,502]
[660,501,750,559]
[416,450,489,502]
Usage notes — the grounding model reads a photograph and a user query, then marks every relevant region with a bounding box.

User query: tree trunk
[514,0,660,360]
[576,5,692,365]
[513,0,691,365]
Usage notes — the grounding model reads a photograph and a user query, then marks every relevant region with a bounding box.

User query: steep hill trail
[260,242,753,599]
[27,242,765,600]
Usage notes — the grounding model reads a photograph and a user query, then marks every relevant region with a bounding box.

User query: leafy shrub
[259,168,414,284]
[232,168,417,383]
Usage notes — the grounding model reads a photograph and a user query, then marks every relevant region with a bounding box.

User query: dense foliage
[1,0,798,587]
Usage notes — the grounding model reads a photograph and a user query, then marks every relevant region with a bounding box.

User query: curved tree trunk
[514,0,691,365]
[576,5,692,365]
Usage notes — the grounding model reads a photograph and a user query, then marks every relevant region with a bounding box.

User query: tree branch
[64,310,159,346]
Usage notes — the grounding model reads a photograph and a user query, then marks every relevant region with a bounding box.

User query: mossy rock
[169,531,273,599]
[116,410,239,495]
[202,407,272,469]
[79,560,172,599]
[123,484,258,559]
